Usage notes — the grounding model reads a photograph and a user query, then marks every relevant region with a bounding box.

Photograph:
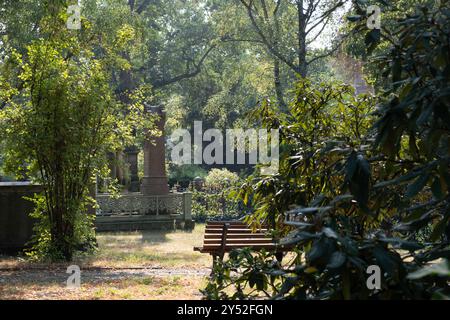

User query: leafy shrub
[204,168,240,189]
[24,194,97,262]
[0,5,139,261]
[191,169,246,221]
[168,164,207,188]
[205,2,450,300]
[192,189,245,222]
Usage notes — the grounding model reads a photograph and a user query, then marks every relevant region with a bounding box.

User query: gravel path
[0,266,210,285]
[0,267,211,299]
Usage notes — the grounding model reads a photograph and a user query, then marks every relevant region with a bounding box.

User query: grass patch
[84,223,210,268]
[0,223,211,300]
[0,224,211,270]
[0,275,208,300]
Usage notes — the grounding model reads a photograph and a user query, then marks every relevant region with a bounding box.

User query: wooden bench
[194,221,290,267]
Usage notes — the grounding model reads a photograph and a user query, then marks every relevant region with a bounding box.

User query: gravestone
[140,105,170,195]
[95,104,194,231]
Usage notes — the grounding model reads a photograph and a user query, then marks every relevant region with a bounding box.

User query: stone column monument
[140,105,170,195]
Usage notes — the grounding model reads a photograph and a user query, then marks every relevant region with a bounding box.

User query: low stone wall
[0,182,43,254]
[95,214,194,232]
[95,192,194,231]
[0,185,194,252]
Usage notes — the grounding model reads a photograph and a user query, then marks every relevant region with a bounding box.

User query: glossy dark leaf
[327,251,346,269]
[373,246,399,277]
[347,15,363,22]
[406,172,430,198]
[378,237,423,251]
[280,231,317,246]
[408,260,450,279]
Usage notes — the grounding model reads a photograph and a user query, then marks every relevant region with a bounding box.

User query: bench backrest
[202,221,274,253]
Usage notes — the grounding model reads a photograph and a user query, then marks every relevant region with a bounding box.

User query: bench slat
[204,234,268,240]
[204,238,274,244]
[206,223,246,226]
[195,221,290,258]
[204,233,268,238]
[205,228,267,234]
[206,224,267,229]
[196,244,279,253]
[206,221,267,225]
[206,221,247,225]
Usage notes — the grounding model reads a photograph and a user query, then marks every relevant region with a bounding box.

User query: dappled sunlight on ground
[0,223,211,270]
[0,223,211,299]
[88,224,211,268]
[0,271,207,300]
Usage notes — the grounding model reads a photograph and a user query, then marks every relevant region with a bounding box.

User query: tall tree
[213,0,344,109]
[0,0,139,260]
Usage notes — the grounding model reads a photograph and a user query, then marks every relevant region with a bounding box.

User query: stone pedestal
[125,146,140,192]
[140,105,169,195]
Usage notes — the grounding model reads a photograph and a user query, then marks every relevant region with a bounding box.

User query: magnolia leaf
[408,260,450,279]
[347,15,363,22]
[406,172,430,198]
[327,251,346,269]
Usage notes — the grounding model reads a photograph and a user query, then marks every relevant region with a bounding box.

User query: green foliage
[235,79,375,229]
[205,1,450,300]
[0,2,144,261]
[204,168,240,189]
[192,189,245,222]
[168,164,207,187]
[24,194,97,262]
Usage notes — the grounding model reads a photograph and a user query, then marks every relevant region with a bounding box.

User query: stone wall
[0,183,194,254]
[0,182,43,254]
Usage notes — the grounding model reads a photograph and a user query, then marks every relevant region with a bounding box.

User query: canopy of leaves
[205,1,450,300]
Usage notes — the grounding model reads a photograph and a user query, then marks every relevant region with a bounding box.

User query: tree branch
[306,15,331,44]
[306,30,351,65]
[136,0,153,14]
[240,0,299,74]
[306,0,344,27]
[152,44,216,89]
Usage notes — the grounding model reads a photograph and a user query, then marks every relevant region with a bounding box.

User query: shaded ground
[0,224,211,300]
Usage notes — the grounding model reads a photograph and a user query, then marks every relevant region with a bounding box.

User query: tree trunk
[272,2,287,109]
[297,0,307,77]
[273,58,287,110]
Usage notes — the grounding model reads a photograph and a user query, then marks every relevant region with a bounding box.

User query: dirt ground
[0,224,212,300]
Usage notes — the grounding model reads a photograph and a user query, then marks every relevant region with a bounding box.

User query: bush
[204,168,240,189]
[0,5,138,261]
[204,2,450,300]
[168,164,207,188]
[192,189,245,222]
[25,194,97,262]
